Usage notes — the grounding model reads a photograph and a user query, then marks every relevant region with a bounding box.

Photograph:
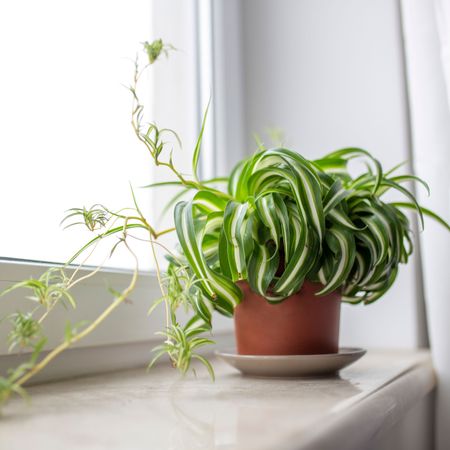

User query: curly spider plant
[1,39,449,404]
[169,146,450,322]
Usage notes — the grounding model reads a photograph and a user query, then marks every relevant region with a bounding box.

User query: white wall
[238,0,427,349]
[212,0,247,175]
[400,1,450,448]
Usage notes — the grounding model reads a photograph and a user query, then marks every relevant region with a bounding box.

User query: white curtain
[401,1,450,449]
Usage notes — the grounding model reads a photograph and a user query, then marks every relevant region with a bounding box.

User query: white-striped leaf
[193,191,228,214]
[316,226,356,296]
[223,201,249,281]
[174,201,242,309]
[247,242,280,300]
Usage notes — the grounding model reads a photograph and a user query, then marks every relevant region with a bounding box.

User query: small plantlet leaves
[142,39,175,64]
[61,205,110,232]
[148,318,215,380]
[30,337,47,364]
[0,377,28,405]
[147,296,165,316]
[1,268,75,309]
[7,312,41,352]
[0,336,47,406]
[64,320,89,344]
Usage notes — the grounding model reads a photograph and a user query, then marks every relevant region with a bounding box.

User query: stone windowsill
[0,349,435,450]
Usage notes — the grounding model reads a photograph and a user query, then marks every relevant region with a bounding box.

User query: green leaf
[378,179,424,229]
[263,149,325,242]
[273,194,291,262]
[316,226,356,296]
[174,201,242,311]
[312,157,350,179]
[255,194,281,249]
[67,223,146,264]
[321,147,383,194]
[192,354,215,381]
[193,191,228,214]
[174,202,214,296]
[247,242,280,300]
[223,201,249,281]
[192,99,211,182]
[323,179,351,214]
[388,175,430,196]
[273,226,318,296]
[327,206,362,231]
[360,214,390,265]
[141,180,185,189]
[147,296,165,316]
[189,290,213,326]
[391,202,450,232]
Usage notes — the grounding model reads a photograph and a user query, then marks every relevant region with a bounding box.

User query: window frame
[0,0,247,380]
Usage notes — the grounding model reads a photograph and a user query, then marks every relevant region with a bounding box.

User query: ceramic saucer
[215,347,366,377]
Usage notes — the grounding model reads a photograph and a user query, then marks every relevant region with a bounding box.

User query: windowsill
[0,349,435,450]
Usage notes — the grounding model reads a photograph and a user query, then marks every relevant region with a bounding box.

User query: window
[0,0,234,359]
[0,0,159,269]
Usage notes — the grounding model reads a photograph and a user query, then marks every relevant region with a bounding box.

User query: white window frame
[0,0,247,381]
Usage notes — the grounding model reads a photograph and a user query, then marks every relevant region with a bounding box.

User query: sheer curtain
[401,1,450,449]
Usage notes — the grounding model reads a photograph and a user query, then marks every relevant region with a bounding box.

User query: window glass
[0,0,155,269]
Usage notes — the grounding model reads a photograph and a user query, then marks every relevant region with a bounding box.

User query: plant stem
[155,227,176,238]
[66,213,125,285]
[129,56,231,201]
[148,233,170,334]
[14,235,139,389]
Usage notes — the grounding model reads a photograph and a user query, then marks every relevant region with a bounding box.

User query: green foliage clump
[1,38,449,408]
[168,147,449,313]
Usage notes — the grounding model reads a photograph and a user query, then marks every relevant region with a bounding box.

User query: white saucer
[215,347,366,377]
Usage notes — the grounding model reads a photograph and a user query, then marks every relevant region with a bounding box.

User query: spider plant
[167,147,449,315]
[1,39,449,406]
[146,139,450,365]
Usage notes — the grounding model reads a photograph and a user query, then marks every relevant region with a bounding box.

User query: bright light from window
[0,0,155,269]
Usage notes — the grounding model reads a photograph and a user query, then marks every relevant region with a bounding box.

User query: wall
[238,0,426,349]
[401,1,450,448]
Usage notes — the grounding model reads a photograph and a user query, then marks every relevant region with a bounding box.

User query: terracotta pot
[234,281,341,355]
